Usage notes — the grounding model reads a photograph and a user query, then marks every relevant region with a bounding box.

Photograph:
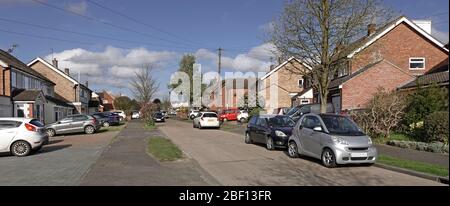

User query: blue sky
[0,0,448,99]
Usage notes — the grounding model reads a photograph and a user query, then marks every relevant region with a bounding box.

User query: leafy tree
[269,0,392,112]
[114,96,133,114]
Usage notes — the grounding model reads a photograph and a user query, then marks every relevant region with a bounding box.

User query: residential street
[159,119,445,186]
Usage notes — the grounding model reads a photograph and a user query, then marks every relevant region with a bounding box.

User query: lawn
[374,133,417,144]
[147,137,183,161]
[378,155,449,177]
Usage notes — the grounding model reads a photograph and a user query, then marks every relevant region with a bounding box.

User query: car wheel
[321,148,337,168]
[103,122,110,127]
[190,115,195,120]
[266,137,274,150]
[223,118,228,122]
[288,141,299,158]
[46,129,56,137]
[85,125,95,134]
[11,141,31,157]
[244,133,252,144]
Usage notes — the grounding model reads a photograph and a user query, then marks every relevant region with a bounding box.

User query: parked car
[189,110,200,120]
[131,111,140,119]
[237,110,249,123]
[153,112,165,122]
[273,107,291,115]
[219,109,239,122]
[92,113,111,127]
[286,103,334,122]
[287,113,377,168]
[0,118,48,157]
[94,112,120,126]
[45,114,102,137]
[245,115,295,150]
[161,111,169,118]
[193,112,220,129]
[113,110,126,121]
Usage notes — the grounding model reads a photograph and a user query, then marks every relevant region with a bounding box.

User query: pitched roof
[261,57,312,80]
[45,95,74,108]
[0,50,55,85]
[27,57,79,85]
[328,59,384,89]
[426,58,449,74]
[399,71,449,90]
[340,16,448,59]
[12,90,44,101]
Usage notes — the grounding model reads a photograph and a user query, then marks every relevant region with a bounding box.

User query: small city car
[0,118,48,157]
[153,112,165,122]
[287,113,377,168]
[219,109,239,122]
[45,115,102,137]
[131,111,140,119]
[193,112,220,129]
[237,110,249,123]
[245,115,295,150]
[189,110,200,120]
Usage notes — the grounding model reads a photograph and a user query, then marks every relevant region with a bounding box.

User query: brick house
[0,49,59,123]
[259,57,312,114]
[28,57,92,115]
[325,16,449,112]
[98,91,116,111]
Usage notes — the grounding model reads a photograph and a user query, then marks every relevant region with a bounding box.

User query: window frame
[409,57,425,70]
[298,79,304,88]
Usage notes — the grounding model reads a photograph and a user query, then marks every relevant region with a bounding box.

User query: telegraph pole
[217,47,222,75]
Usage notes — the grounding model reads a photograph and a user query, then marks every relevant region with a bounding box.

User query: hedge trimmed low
[387,140,449,153]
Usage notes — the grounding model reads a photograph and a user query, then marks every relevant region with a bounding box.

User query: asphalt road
[159,119,444,186]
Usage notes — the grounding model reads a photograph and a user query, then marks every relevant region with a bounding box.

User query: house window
[11,71,16,87]
[300,99,310,104]
[409,58,425,70]
[298,79,304,88]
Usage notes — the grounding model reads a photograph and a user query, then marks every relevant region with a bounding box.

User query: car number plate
[156,119,161,121]
[350,153,368,158]
[208,119,214,122]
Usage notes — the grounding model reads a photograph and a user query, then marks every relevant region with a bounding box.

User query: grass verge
[144,124,157,130]
[378,155,449,177]
[147,137,183,161]
[100,123,126,133]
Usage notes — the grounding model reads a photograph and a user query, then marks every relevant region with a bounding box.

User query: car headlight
[331,136,349,145]
[275,130,287,138]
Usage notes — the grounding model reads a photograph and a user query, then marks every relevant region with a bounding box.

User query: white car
[193,112,220,129]
[237,110,249,123]
[131,111,140,119]
[189,110,200,119]
[0,118,48,157]
[113,110,127,121]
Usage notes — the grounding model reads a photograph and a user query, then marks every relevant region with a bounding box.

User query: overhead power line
[31,0,201,48]
[0,17,201,51]
[85,0,209,48]
[0,29,93,45]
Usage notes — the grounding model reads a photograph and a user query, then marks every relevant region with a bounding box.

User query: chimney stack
[367,23,376,36]
[52,58,58,68]
[64,68,70,76]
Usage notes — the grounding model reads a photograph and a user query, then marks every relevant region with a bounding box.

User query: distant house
[0,49,57,123]
[98,91,116,111]
[322,16,449,112]
[398,58,449,91]
[28,57,92,115]
[209,78,253,112]
[89,92,103,113]
[259,57,312,114]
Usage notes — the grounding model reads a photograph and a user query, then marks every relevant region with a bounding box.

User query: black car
[92,113,110,127]
[286,103,335,122]
[245,115,295,150]
[153,112,165,122]
[93,112,121,126]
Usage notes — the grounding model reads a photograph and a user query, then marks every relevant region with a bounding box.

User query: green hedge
[423,111,449,144]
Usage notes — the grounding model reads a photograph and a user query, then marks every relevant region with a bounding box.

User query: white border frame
[409,57,426,70]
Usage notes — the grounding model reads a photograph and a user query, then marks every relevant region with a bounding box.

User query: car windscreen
[321,115,365,136]
[29,119,45,127]
[269,116,295,127]
[203,113,217,118]
[286,107,299,116]
[155,113,163,117]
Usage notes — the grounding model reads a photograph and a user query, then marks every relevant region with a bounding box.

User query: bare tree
[270,0,392,112]
[130,65,159,105]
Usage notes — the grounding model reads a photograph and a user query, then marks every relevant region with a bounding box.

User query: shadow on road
[37,144,72,154]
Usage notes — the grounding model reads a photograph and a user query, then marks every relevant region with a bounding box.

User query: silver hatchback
[45,114,102,137]
[287,113,377,168]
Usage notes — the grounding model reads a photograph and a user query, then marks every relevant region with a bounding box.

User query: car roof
[0,117,32,122]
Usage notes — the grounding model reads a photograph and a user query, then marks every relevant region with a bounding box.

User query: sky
[0,0,448,100]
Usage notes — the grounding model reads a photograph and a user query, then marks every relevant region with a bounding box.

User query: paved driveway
[159,119,445,186]
[0,130,117,186]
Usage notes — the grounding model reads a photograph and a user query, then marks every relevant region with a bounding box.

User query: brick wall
[30,61,76,102]
[0,66,11,96]
[341,60,413,110]
[351,22,448,76]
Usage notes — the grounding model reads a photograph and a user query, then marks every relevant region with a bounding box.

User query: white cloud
[66,1,88,15]
[195,43,277,72]
[431,28,449,43]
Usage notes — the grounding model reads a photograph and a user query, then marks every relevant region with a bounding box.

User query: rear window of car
[29,119,45,127]
[73,115,88,121]
[203,113,217,118]
[0,120,22,129]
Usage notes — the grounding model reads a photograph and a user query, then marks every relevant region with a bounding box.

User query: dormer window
[409,58,425,70]
[298,79,304,88]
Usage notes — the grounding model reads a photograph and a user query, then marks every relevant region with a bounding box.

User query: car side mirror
[313,126,322,132]
[298,125,303,130]
[57,121,61,124]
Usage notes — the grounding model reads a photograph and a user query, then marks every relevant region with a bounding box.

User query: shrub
[387,140,449,153]
[423,111,449,144]
[248,107,265,119]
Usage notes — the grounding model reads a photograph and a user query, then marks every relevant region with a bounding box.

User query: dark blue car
[93,112,120,126]
[245,115,295,150]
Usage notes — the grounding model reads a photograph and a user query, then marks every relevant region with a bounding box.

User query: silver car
[287,113,377,168]
[45,114,102,137]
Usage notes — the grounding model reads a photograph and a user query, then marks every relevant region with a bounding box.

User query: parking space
[0,129,119,186]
